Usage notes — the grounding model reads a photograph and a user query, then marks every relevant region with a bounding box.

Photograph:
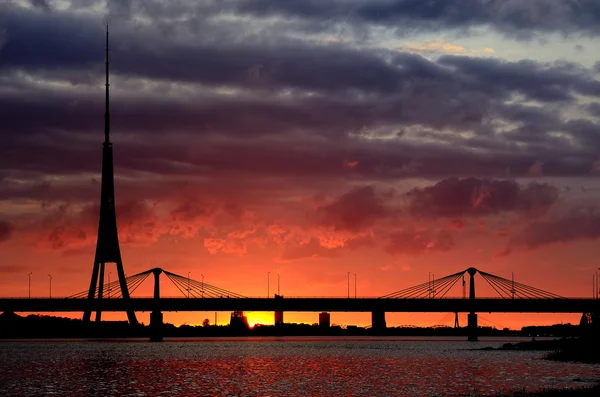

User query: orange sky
[1,197,595,329]
[2,2,600,331]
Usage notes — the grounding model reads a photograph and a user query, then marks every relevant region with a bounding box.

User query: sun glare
[245,312,274,328]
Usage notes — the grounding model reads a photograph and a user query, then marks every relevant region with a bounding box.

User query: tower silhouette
[83,28,138,325]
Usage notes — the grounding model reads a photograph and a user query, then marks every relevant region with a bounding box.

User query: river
[0,337,598,396]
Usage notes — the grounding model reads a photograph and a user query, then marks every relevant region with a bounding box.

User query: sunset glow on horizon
[2,0,600,330]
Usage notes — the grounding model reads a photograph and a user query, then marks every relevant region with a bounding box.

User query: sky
[1,0,600,329]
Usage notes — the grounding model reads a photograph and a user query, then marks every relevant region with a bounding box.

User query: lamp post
[201,274,204,298]
[347,272,350,298]
[108,272,112,298]
[48,274,52,298]
[28,272,32,299]
[187,272,191,298]
[354,273,357,298]
[267,272,270,298]
[428,272,431,298]
[277,273,280,296]
[511,272,515,299]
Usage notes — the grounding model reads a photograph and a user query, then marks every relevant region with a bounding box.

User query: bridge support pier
[150,311,163,342]
[150,268,163,342]
[274,294,284,327]
[468,312,478,341]
[371,311,386,334]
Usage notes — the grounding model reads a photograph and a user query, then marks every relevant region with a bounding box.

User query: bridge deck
[1,298,599,313]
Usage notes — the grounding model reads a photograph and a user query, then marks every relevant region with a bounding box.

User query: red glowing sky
[2,1,600,328]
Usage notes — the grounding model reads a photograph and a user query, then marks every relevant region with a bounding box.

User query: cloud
[511,208,600,249]
[30,199,162,250]
[2,5,600,189]
[0,220,15,244]
[527,161,544,176]
[231,0,600,38]
[438,55,600,102]
[586,103,600,117]
[405,178,559,218]
[0,1,599,269]
[398,41,496,56]
[385,229,454,256]
[317,186,390,231]
[398,41,467,54]
[278,237,341,261]
[30,0,51,12]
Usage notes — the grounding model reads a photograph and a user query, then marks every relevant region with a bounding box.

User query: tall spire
[104,25,110,143]
[83,27,138,326]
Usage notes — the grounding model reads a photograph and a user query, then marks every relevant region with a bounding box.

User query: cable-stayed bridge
[1,267,599,341]
[4,30,598,341]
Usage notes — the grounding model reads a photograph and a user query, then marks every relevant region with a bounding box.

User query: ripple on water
[0,339,598,396]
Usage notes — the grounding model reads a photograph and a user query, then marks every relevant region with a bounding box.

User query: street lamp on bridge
[187,272,191,298]
[48,274,52,298]
[267,272,270,298]
[108,272,112,298]
[277,273,280,296]
[201,274,204,298]
[354,273,357,298]
[597,268,600,300]
[28,272,32,299]
[347,272,350,298]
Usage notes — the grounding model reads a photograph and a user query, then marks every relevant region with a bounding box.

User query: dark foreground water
[0,337,598,396]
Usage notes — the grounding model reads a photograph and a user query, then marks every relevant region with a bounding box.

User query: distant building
[229,311,249,330]
[319,312,330,328]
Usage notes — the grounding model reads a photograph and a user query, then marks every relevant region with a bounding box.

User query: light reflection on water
[0,337,598,396]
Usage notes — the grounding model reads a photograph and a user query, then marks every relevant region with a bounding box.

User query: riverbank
[489,337,600,364]
[497,383,600,396]
[479,337,600,396]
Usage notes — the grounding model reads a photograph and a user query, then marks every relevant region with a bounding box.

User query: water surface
[0,337,598,396]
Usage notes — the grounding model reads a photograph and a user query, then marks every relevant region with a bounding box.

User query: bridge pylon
[83,28,137,325]
[150,268,163,342]
[467,267,478,341]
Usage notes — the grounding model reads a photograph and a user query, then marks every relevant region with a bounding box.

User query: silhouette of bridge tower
[82,28,137,325]
[380,267,564,341]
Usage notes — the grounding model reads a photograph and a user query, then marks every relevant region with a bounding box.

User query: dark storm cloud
[0,7,399,94]
[24,0,597,40]
[317,186,390,231]
[586,103,600,118]
[438,56,600,102]
[563,119,600,149]
[29,0,51,12]
[405,178,559,218]
[512,208,600,249]
[1,2,600,211]
[4,6,600,101]
[231,0,600,38]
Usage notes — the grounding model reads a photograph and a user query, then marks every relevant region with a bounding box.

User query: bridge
[1,267,598,341]
[3,30,598,342]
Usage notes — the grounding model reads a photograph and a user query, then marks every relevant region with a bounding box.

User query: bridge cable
[379,270,467,299]
[477,270,564,299]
